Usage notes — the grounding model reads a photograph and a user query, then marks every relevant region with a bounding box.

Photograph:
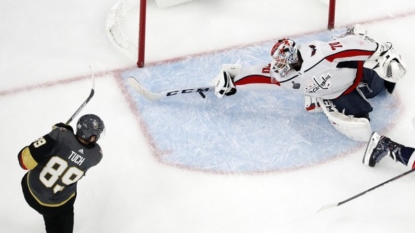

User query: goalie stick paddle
[66,72,95,124]
[318,168,415,213]
[127,76,214,101]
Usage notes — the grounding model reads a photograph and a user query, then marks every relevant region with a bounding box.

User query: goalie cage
[105,0,336,68]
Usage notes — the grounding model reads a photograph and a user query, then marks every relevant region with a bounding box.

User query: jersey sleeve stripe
[19,147,38,170]
[235,74,280,86]
[325,50,374,62]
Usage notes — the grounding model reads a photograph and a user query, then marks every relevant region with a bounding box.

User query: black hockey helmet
[76,114,105,143]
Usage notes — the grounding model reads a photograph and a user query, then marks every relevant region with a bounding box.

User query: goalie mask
[270,38,298,79]
[76,114,105,143]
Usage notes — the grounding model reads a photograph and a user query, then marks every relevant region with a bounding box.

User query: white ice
[1,0,415,232]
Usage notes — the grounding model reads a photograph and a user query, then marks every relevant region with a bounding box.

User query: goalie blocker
[210,64,242,98]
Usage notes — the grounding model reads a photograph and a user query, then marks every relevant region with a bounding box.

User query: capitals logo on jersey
[305,74,332,94]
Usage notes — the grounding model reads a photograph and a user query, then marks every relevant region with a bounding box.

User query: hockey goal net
[106,0,146,67]
[105,0,336,68]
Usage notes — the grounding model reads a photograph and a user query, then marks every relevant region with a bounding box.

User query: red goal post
[105,0,148,68]
[137,0,146,68]
[327,0,336,30]
[106,0,336,68]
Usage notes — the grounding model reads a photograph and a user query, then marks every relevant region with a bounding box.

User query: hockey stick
[128,76,213,101]
[318,168,415,213]
[66,69,95,124]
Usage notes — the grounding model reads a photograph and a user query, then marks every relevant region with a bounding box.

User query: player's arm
[17,123,72,170]
[322,36,377,63]
[17,134,56,170]
[330,25,406,82]
[52,122,74,133]
[211,64,279,98]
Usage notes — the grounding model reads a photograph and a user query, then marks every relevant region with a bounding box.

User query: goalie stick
[318,168,415,213]
[66,70,95,124]
[128,76,213,101]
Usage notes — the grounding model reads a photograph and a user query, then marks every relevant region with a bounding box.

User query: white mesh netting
[106,0,140,60]
[105,0,195,61]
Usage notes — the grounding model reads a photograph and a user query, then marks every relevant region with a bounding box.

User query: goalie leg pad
[318,99,372,142]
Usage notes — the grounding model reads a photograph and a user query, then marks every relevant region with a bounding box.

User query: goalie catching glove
[344,24,406,83]
[210,64,242,98]
[364,42,406,83]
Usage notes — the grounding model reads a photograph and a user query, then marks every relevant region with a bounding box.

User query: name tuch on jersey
[68,151,85,166]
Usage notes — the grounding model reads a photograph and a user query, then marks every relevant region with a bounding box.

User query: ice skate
[363,132,403,167]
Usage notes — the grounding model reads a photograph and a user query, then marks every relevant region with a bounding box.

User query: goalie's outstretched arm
[210,63,280,98]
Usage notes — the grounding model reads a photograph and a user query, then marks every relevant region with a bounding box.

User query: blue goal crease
[123,28,403,173]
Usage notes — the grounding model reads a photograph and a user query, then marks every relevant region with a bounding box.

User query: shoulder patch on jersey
[309,45,317,56]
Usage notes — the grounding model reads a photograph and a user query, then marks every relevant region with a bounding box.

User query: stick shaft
[318,168,415,212]
[338,168,415,206]
[66,78,95,124]
[128,76,213,101]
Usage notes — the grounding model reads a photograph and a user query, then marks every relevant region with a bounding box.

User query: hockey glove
[210,64,242,98]
[52,123,74,133]
[304,95,322,113]
[213,71,236,98]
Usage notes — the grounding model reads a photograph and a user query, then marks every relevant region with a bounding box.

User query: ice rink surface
[1,0,415,232]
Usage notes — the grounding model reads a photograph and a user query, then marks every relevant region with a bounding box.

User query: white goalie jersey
[269,35,378,99]
[231,35,380,100]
